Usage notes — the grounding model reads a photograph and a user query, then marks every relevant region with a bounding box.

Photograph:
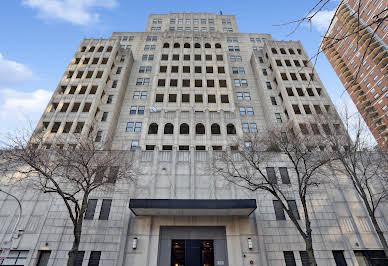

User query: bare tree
[323,107,388,257]
[211,128,332,266]
[0,130,138,266]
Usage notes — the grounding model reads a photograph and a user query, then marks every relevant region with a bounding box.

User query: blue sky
[0,0,354,136]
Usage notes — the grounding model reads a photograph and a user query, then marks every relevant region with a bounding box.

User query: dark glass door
[171,239,214,266]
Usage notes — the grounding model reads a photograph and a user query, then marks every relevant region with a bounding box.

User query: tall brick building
[322,0,388,150]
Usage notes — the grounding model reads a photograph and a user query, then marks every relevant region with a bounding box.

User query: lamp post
[0,189,23,263]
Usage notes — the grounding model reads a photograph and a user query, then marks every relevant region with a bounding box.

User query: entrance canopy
[129,199,257,216]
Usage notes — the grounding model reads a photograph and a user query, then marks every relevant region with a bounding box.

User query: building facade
[322,0,388,150]
[1,12,387,266]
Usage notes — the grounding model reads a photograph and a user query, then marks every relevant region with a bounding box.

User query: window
[180,123,189,134]
[196,123,205,134]
[273,200,286,220]
[293,105,301,114]
[112,80,118,88]
[164,123,174,134]
[266,167,277,184]
[311,123,320,135]
[247,107,254,115]
[250,123,257,133]
[161,54,168,60]
[303,105,312,114]
[158,79,166,87]
[244,92,251,101]
[211,124,221,135]
[216,54,223,61]
[332,251,347,266]
[300,251,311,266]
[270,96,277,105]
[99,199,112,220]
[130,140,139,150]
[226,124,236,135]
[242,123,249,133]
[168,94,177,103]
[107,95,113,104]
[240,107,246,116]
[85,199,98,219]
[218,67,225,73]
[37,250,51,266]
[283,251,296,266]
[322,124,332,135]
[155,94,164,102]
[182,79,190,87]
[195,54,201,61]
[208,94,216,103]
[101,112,108,122]
[299,123,309,135]
[262,69,268,76]
[271,111,282,123]
[195,94,203,103]
[2,250,29,265]
[221,95,229,103]
[266,82,272,90]
[95,131,102,142]
[279,167,290,184]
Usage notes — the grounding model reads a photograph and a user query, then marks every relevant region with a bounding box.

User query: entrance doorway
[171,240,214,266]
[158,226,228,266]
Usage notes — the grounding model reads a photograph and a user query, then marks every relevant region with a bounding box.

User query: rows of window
[158,65,224,74]
[117,35,134,41]
[250,37,266,43]
[163,42,222,49]
[66,70,104,79]
[170,18,215,25]
[85,198,113,220]
[298,122,342,136]
[43,121,85,134]
[292,103,331,115]
[242,123,257,133]
[79,45,113,53]
[282,250,347,266]
[276,59,309,68]
[73,250,102,266]
[168,26,216,32]
[50,101,93,114]
[286,87,322,97]
[154,93,230,104]
[73,56,111,65]
[228,46,240,52]
[271,47,302,55]
[155,78,228,88]
[145,36,158,41]
[280,72,315,81]
[57,85,100,95]
[160,53,224,61]
[145,123,237,135]
[236,92,251,101]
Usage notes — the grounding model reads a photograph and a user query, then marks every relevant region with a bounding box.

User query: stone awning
[129,199,257,216]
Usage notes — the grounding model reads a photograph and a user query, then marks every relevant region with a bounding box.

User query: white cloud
[22,0,118,25]
[0,53,34,84]
[310,9,335,33]
[0,88,52,121]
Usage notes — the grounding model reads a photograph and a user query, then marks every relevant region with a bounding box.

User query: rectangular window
[266,82,272,90]
[275,113,282,123]
[239,107,246,116]
[112,80,118,88]
[134,122,142,132]
[130,140,139,150]
[300,251,311,266]
[247,107,254,115]
[95,131,102,142]
[126,122,134,132]
[273,200,286,220]
[279,167,290,184]
[266,167,277,184]
[208,95,216,103]
[242,123,249,133]
[250,123,257,133]
[270,96,277,105]
[101,112,108,122]
[288,200,300,220]
[75,251,85,266]
[332,251,347,266]
[99,199,112,220]
[85,199,98,220]
[244,92,251,101]
[37,250,51,266]
[283,251,297,266]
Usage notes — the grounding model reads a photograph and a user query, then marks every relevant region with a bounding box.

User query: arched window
[226,124,236,135]
[89,46,95,52]
[194,43,201,48]
[205,43,211,48]
[184,43,191,48]
[163,43,170,48]
[211,123,221,135]
[180,123,189,134]
[97,46,104,52]
[215,43,221,49]
[107,46,113,52]
[164,123,174,134]
[148,123,158,134]
[195,123,205,135]
[174,43,180,48]
[289,48,295,54]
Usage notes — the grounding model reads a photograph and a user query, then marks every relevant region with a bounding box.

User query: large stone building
[1,12,387,266]
[322,0,388,150]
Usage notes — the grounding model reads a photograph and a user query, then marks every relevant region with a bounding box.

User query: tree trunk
[67,221,83,266]
[369,210,388,258]
[305,237,317,266]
